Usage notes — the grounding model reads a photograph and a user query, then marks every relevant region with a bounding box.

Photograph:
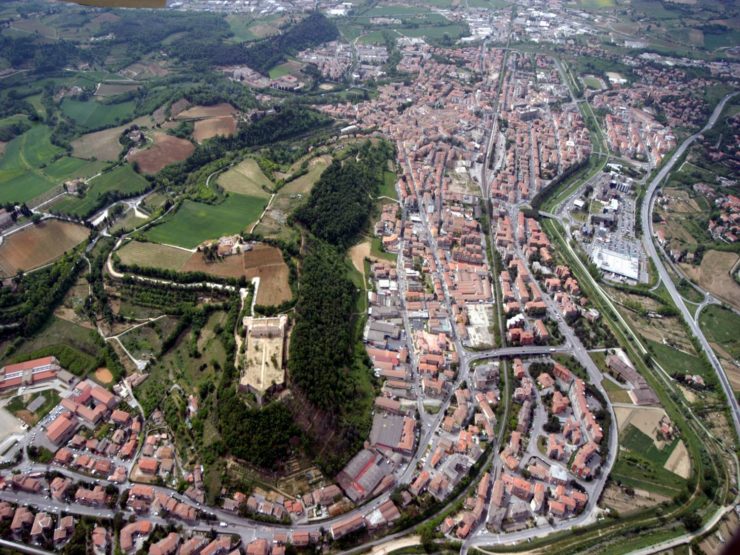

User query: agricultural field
[50,164,150,218]
[217,159,273,198]
[699,304,740,391]
[71,123,130,161]
[116,240,291,306]
[681,250,740,311]
[177,103,237,120]
[127,132,195,174]
[0,125,64,203]
[43,157,107,181]
[143,194,268,249]
[611,405,689,496]
[117,241,193,270]
[95,81,140,97]
[226,14,284,42]
[193,116,236,143]
[0,220,89,277]
[61,97,137,130]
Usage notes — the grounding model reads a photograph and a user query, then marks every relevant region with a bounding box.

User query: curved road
[641,91,740,440]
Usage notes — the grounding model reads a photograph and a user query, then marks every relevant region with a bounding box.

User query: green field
[379,170,398,200]
[51,164,149,218]
[621,424,678,466]
[1,316,100,376]
[578,0,615,9]
[143,193,268,248]
[43,156,107,181]
[699,305,740,359]
[646,339,708,379]
[610,452,686,497]
[268,63,294,79]
[217,159,272,198]
[61,98,137,129]
[0,125,63,203]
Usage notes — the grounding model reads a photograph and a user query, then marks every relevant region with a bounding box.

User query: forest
[287,240,358,411]
[295,141,395,249]
[169,12,338,74]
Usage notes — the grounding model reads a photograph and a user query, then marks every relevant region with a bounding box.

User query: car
[549,348,556,352]
[219,522,228,528]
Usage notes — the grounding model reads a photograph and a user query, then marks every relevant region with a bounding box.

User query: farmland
[0,220,89,277]
[143,194,268,249]
[95,81,140,97]
[193,116,236,143]
[127,132,195,174]
[217,159,273,198]
[50,164,150,218]
[177,103,237,120]
[116,240,291,306]
[71,123,129,161]
[61,97,137,130]
[117,240,193,270]
[0,125,63,203]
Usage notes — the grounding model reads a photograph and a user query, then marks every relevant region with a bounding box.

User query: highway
[640,91,740,441]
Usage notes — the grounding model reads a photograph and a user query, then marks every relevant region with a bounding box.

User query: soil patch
[127,133,195,174]
[170,99,190,118]
[0,220,89,277]
[663,439,690,479]
[94,367,114,384]
[614,406,667,445]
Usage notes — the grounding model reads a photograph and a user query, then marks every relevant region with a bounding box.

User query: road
[641,91,740,440]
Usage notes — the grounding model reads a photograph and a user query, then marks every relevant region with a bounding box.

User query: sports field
[51,164,149,218]
[143,194,268,248]
[217,159,272,198]
[0,220,89,277]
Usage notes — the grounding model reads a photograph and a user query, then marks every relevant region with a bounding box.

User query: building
[239,315,288,401]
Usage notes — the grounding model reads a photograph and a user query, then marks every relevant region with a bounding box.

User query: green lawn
[61,98,136,130]
[699,305,740,359]
[51,164,149,218]
[0,125,62,203]
[144,193,268,248]
[379,170,398,200]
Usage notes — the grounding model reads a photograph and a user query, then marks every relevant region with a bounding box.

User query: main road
[641,91,740,440]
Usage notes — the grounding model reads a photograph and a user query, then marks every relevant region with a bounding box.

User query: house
[53,515,75,545]
[149,532,180,555]
[120,520,153,553]
[330,514,365,540]
[46,412,78,445]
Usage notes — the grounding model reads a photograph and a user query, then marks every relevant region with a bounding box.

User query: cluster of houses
[0,499,80,549]
[593,90,676,166]
[490,53,591,202]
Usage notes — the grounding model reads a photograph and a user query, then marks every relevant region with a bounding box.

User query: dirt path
[368,535,420,555]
